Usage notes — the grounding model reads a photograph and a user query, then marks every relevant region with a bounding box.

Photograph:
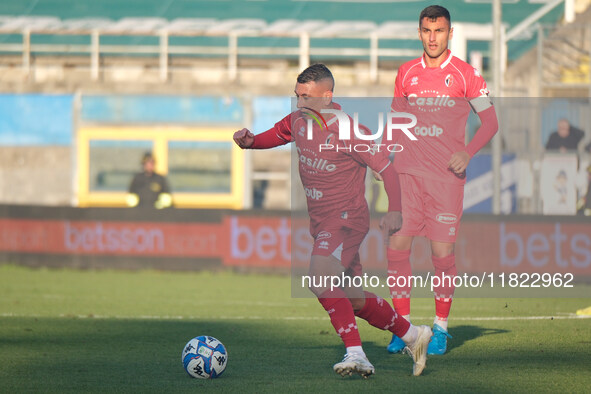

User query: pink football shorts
[311,224,367,277]
[397,173,464,243]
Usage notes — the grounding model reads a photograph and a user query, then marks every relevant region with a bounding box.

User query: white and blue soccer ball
[181,336,228,379]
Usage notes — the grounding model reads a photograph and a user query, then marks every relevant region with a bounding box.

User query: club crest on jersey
[411,76,419,86]
[445,74,453,87]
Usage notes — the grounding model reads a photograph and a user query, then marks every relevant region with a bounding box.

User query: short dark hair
[297,63,334,91]
[419,5,451,27]
[142,152,155,164]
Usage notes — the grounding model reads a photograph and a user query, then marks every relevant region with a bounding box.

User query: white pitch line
[448,315,591,321]
[0,313,589,321]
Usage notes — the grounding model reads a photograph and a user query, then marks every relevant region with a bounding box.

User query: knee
[432,254,455,271]
[350,297,366,312]
[431,244,454,259]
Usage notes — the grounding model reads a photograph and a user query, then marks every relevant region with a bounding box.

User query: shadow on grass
[361,324,509,359]
[446,325,509,354]
[2,317,589,393]
[361,324,510,379]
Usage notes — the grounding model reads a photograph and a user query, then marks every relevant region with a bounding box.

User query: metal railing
[0,16,432,82]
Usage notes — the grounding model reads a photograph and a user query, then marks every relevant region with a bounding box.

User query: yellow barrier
[77,127,245,209]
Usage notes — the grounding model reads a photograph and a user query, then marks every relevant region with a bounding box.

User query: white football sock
[434,316,448,331]
[401,324,418,344]
[346,346,366,357]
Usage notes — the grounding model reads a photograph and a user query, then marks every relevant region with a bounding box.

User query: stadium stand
[0,0,572,94]
[0,0,589,213]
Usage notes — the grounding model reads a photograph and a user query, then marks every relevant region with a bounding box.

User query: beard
[422,41,448,60]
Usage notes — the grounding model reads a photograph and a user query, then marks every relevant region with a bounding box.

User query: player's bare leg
[429,241,455,355]
[308,255,374,378]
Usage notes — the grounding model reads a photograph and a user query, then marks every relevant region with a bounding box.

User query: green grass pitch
[0,265,590,393]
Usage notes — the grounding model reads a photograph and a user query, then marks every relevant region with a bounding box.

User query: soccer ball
[181,336,228,379]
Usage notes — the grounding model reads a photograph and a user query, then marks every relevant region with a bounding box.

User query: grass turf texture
[0,265,590,393]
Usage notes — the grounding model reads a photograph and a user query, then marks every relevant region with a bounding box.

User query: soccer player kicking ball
[234,64,431,378]
[385,5,498,355]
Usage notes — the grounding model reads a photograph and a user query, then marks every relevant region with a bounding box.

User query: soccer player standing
[234,64,432,377]
[384,5,499,355]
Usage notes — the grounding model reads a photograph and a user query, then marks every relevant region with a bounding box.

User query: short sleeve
[390,67,407,113]
[273,113,294,142]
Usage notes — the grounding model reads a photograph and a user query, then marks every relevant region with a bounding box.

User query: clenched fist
[233,128,255,149]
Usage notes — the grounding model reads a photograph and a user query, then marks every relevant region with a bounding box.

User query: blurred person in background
[545,119,585,152]
[577,165,591,216]
[127,152,172,209]
[252,179,269,209]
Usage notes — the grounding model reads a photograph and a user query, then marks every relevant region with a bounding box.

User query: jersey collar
[421,50,453,69]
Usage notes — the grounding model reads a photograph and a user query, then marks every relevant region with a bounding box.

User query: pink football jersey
[269,103,391,236]
[390,50,490,184]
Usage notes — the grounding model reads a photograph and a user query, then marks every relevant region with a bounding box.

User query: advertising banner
[1,209,589,277]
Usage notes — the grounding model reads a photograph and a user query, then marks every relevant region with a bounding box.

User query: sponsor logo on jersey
[305,187,324,200]
[445,74,453,87]
[414,125,443,137]
[479,88,489,97]
[408,94,456,108]
[318,241,329,249]
[297,147,336,172]
[316,231,332,241]
[449,226,456,236]
[436,213,458,224]
[411,76,419,86]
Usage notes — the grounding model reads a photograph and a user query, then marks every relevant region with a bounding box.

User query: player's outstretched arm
[233,128,255,149]
[234,114,293,150]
